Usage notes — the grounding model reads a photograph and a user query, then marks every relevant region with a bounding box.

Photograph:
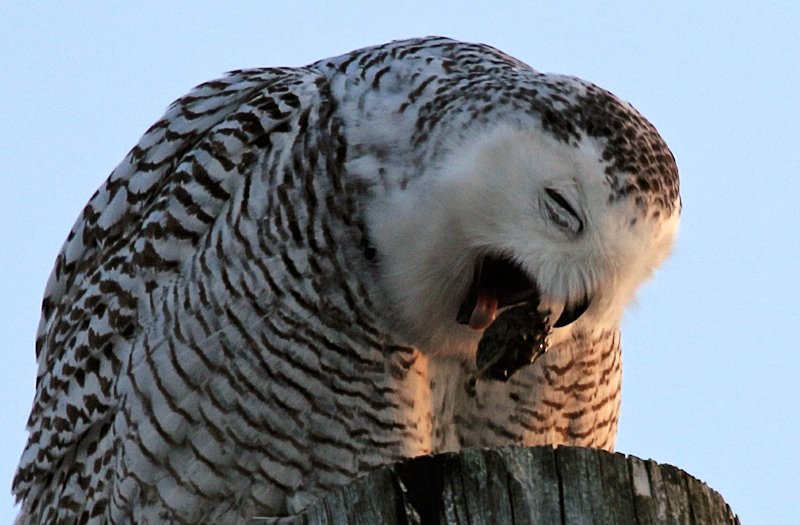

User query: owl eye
[542,188,583,235]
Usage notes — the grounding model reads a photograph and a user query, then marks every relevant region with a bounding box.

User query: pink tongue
[469,294,498,330]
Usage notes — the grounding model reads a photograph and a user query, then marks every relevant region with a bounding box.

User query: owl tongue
[468,293,498,330]
[457,255,540,331]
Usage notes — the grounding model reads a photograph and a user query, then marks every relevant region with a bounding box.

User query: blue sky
[2,2,798,522]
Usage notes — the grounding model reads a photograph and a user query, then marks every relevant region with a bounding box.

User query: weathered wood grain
[250,446,739,524]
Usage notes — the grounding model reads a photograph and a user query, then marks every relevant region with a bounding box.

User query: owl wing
[14,65,334,515]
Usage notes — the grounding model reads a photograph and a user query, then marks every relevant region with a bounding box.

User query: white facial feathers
[369,124,679,355]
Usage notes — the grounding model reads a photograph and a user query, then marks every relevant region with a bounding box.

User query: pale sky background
[2,2,798,523]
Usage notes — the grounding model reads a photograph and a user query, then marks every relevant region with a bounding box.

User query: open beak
[456,254,540,330]
[457,254,591,331]
[458,253,592,381]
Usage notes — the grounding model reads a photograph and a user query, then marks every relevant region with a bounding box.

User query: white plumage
[15,37,680,523]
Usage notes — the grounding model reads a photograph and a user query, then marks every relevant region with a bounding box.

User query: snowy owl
[14,37,680,523]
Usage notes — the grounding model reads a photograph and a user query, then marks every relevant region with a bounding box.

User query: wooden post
[281,446,739,525]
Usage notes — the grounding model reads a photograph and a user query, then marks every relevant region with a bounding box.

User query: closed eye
[543,188,584,235]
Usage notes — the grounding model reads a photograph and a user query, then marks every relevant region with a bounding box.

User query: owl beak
[457,254,592,331]
[554,293,592,327]
[456,255,541,330]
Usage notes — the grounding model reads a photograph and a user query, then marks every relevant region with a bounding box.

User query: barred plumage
[15,37,680,523]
